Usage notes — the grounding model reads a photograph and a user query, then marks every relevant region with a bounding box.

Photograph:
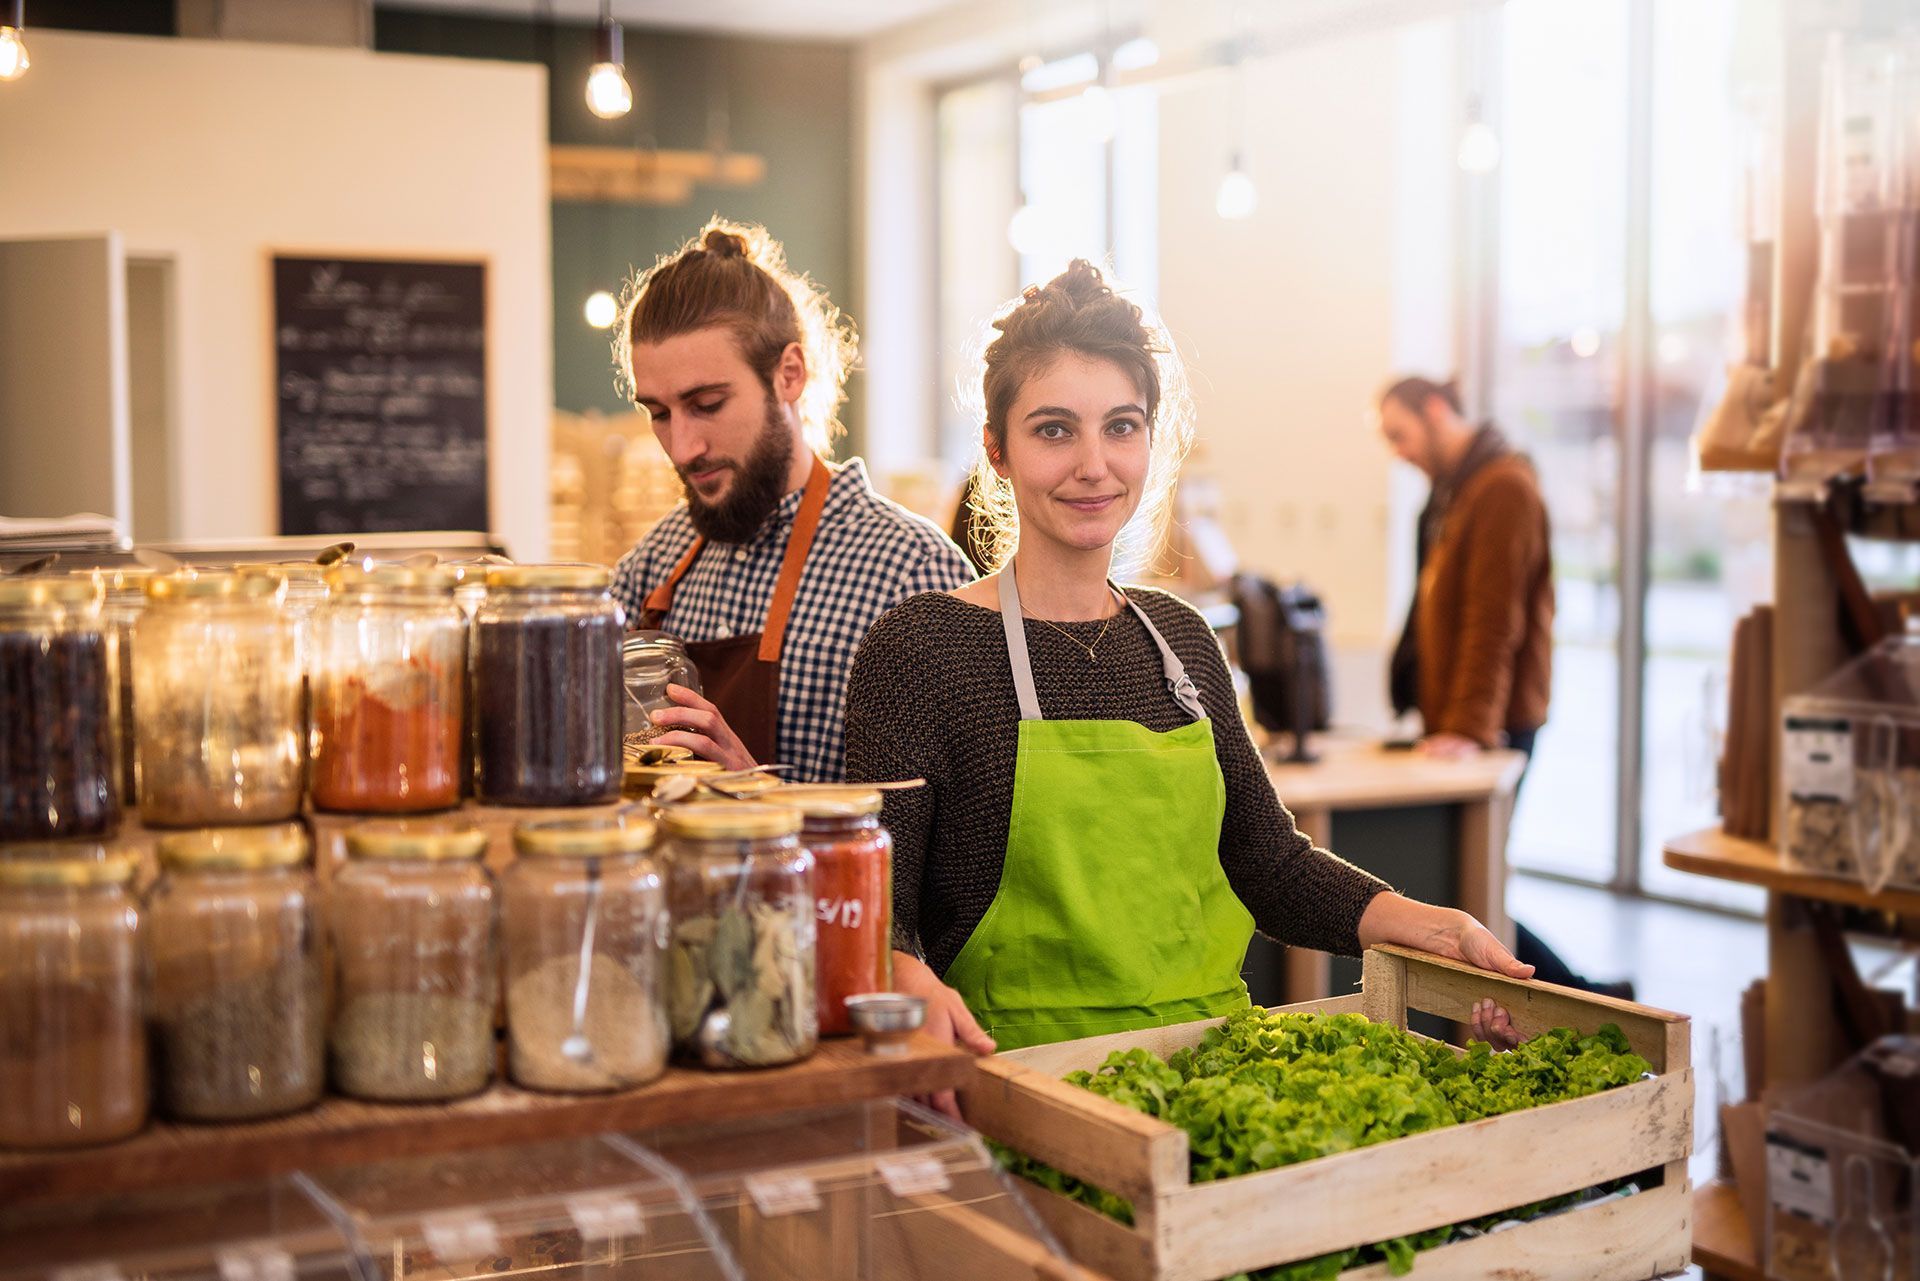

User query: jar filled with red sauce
[769,786,892,1037]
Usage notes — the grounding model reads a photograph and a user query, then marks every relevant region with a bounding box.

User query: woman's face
[992,352,1151,558]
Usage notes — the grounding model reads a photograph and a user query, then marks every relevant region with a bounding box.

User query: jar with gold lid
[330,819,496,1101]
[472,565,624,806]
[0,575,118,841]
[310,564,467,814]
[503,814,669,1092]
[134,571,303,828]
[768,786,893,1037]
[0,850,147,1148]
[146,822,325,1121]
[661,803,816,1068]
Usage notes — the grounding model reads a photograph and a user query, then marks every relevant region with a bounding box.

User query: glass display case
[634,1099,1083,1281]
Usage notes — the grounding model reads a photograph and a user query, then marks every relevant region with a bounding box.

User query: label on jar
[566,1193,646,1243]
[818,895,868,930]
[422,1211,502,1263]
[876,1154,951,1199]
[745,1172,820,1218]
[1784,716,1854,802]
[215,1244,297,1281]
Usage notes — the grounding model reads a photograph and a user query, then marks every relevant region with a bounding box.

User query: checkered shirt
[612,458,974,783]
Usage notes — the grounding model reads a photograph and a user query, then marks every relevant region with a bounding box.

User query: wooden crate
[962,946,1694,1281]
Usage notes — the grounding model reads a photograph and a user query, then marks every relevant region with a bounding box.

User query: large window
[1497,0,1772,909]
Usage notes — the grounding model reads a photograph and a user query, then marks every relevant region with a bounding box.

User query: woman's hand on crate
[894,950,996,1119]
[1357,894,1532,1048]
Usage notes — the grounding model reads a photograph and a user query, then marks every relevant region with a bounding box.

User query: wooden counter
[0,1034,972,1207]
[1264,736,1526,1002]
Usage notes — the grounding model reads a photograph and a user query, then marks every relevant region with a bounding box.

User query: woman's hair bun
[702,228,749,259]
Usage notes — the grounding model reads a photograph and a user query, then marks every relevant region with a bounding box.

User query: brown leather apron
[635,457,831,766]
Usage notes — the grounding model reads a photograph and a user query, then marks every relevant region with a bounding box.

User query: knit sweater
[842,587,1392,976]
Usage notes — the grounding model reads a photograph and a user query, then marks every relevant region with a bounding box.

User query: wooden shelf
[1663,825,1920,917]
[0,1034,970,1206]
[1265,736,1526,810]
[1693,1180,1764,1281]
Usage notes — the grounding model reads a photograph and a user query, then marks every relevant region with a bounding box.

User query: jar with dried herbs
[134,571,304,828]
[503,814,669,1092]
[473,565,624,806]
[0,852,147,1149]
[147,822,325,1121]
[310,565,466,814]
[331,819,497,1101]
[770,787,893,1037]
[0,575,118,841]
[662,803,817,1068]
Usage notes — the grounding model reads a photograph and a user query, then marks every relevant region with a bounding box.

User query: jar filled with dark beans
[0,577,119,841]
[472,565,624,806]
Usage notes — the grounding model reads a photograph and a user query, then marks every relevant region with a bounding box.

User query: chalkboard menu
[273,256,490,536]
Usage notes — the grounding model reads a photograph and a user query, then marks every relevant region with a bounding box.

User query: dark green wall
[373,8,858,436]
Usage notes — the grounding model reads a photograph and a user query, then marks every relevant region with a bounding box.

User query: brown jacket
[1415,455,1554,746]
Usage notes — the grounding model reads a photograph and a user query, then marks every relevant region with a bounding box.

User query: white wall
[0,31,553,559]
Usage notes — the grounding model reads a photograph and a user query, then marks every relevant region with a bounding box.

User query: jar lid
[324,563,458,596]
[485,564,611,592]
[0,576,104,608]
[345,818,489,862]
[766,785,885,818]
[146,570,286,603]
[660,802,802,841]
[0,852,138,888]
[514,814,657,858]
[158,823,310,872]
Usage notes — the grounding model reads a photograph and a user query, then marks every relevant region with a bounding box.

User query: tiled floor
[1508,873,1770,1281]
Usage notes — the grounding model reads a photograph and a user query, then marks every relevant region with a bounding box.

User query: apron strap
[998,560,1208,723]
[997,564,1045,722]
[759,455,832,663]
[640,455,833,666]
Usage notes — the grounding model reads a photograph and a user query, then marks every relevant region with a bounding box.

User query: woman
[844,261,1528,1072]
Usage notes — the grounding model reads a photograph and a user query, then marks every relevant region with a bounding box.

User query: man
[1375,376,1630,999]
[1377,376,1552,761]
[612,220,973,783]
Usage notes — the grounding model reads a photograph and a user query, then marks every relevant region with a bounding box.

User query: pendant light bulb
[584,290,620,330]
[1007,200,1048,257]
[1081,82,1118,143]
[585,14,632,120]
[0,2,29,83]
[1215,154,1257,221]
[1456,98,1500,175]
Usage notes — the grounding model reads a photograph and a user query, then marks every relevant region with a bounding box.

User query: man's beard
[681,396,796,544]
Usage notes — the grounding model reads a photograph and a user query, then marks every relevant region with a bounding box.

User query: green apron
[941,563,1256,1051]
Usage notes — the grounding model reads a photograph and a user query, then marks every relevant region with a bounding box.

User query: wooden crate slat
[964,1058,1188,1204]
[1155,1071,1692,1281]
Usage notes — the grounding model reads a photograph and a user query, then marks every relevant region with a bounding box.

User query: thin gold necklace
[1025,586,1129,664]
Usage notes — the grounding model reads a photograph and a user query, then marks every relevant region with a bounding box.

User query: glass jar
[473,566,624,806]
[771,787,893,1037]
[147,823,325,1121]
[0,851,147,1148]
[78,565,155,810]
[134,571,304,828]
[331,819,497,1101]
[503,814,669,1093]
[661,803,816,1068]
[0,576,118,841]
[310,565,467,814]
[622,631,702,754]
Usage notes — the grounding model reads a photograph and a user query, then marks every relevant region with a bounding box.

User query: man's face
[1377,396,1440,477]
[630,326,797,542]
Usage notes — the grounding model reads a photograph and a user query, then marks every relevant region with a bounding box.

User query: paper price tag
[876,1154,951,1199]
[566,1193,646,1243]
[745,1172,820,1218]
[216,1244,296,1281]
[1767,1135,1835,1226]
[1784,717,1854,802]
[422,1211,501,1263]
